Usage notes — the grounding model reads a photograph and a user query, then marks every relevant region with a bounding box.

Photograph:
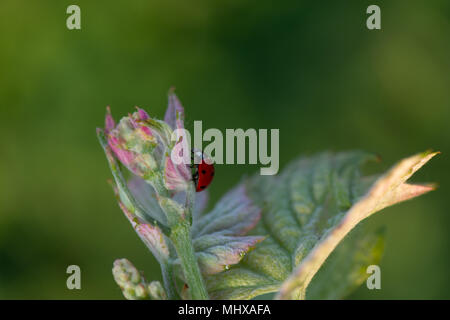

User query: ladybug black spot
[201,170,206,174]
[200,186,206,189]
[211,172,215,177]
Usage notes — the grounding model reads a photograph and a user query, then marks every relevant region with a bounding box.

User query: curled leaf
[277,151,437,299]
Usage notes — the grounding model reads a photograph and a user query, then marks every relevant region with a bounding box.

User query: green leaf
[174,184,264,278]
[192,185,261,237]
[193,235,264,275]
[205,151,437,300]
[306,226,385,300]
[128,176,167,225]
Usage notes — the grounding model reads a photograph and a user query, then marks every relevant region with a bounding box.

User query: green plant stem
[155,182,208,299]
[170,220,209,300]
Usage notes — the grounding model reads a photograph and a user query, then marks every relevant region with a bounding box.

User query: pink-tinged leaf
[112,181,170,263]
[164,155,191,192]
[135,224,170,262]
[105,106,115,134]
[102,106,173,185]
[164,90,185,130]
[193,235,265,275]
[170,183,264,280]
[380,183,436,210]
[140,126,153,139]
[108,136,136,167]
[107,136,153,179]
[136,107,150,121]
[120,199,169,263]
[176,184,263,278]
[191,184,261,237]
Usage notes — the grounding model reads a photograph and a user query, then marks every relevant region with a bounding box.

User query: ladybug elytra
[191,150,215,192]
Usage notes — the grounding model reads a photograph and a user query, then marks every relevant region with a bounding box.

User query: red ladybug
[191,150,215,192]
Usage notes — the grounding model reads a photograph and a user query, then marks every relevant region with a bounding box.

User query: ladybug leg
[190,151,195,167]
[189,155,195,169]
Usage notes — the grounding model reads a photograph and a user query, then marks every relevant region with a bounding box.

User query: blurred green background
[0,0,449,299]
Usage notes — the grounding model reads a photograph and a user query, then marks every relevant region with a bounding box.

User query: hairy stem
[170,220,209,299]
[156,182,208,299]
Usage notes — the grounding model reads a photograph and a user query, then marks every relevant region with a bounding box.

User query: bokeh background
[0,0,449,299]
